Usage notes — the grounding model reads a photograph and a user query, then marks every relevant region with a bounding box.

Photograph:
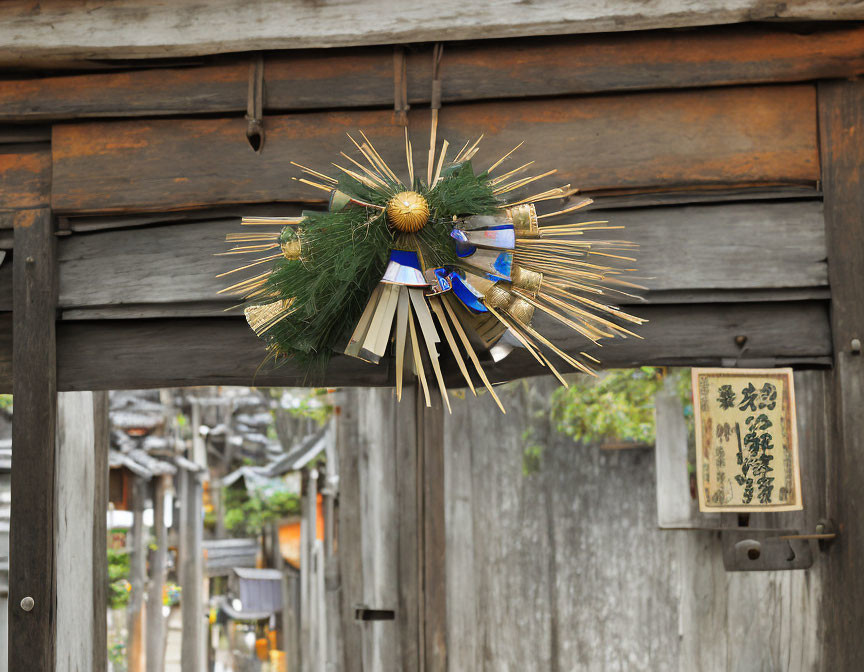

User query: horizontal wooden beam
[52,200,826,314]
[50,85,818,214]
[0,1,862,65]
[0,300,831,392]
[478,300,832,384]
[0,25,862,121]
[0,145,51,221]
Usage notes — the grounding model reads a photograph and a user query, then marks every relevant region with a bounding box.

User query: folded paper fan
[221,125,645,412]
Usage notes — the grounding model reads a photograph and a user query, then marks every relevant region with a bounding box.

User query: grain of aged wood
[654,385,695,528]
[395,387,421,672]
[56,391,105,672]
[357,388,400,671]
[53,200,826,313]
[0,300,811,392]
[334,391,363,672]
[818,79,864,671]
[441,375,825,670]
[50,85,818,214]
[0,0,861,65]
[477,300,832,384]
[127,477,147,672]
[179,468,204,672]
[146,474,169,672]
[9,207,56,672]
[92,390,110,672]
[0,146,51,223]
[419,390,447,672]
[0,299,832,394]
[53,318,392,391]
[2,25,863,121]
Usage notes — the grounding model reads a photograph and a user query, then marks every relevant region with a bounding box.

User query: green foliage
[0,395,12,411]
[425,162,498,219]
[108,640,127,671]
[550,367,691,445]
[223,486,301,538]
[265,207,393,373]
[522,444,543,476]
[107,545,131,609]
[274,388,333,426]
[256,159,497,375]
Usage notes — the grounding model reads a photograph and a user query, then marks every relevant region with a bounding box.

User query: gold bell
[386,191,430,233]
[281,238,302,260]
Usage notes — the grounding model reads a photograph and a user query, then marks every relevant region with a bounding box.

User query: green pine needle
[253,160,498,375]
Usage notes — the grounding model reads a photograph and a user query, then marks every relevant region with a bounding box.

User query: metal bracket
[722,528,814,571]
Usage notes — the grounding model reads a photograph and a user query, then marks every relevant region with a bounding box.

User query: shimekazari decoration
[692,367,802,512]
[220,123,645,412]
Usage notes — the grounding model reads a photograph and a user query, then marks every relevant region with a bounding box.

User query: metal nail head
[851,338,862,355]
[20,596,34,612]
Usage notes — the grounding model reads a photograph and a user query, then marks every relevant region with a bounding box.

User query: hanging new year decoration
[220,122,645,413]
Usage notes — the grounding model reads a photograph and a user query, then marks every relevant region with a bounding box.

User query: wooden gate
[0,13,863,670]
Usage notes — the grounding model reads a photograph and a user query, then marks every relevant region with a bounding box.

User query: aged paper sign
[692,368,802,512]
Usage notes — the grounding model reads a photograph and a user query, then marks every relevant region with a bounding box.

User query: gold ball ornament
[386,191,430,233]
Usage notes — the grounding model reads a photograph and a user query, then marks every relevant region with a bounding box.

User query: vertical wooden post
[818,79,864,669]
[301,467,318,670]
[9,206,57,672]
[92,391,110,672]
[418,390,447,672]
[147,474,169,672]
[128,476,148,672]
[55,391,109,672]
[334,393,363,672]
[395,386,420,672]
[179,468,203,672]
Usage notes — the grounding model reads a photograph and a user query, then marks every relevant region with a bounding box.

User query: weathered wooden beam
[50,85,818,214]
[55,391,108,672]
[1,25,863,121]
[11,300,819,391]
[0,298,833,394]
[8,207,56,671]
[0,0,862,65]
[0,126,52,144]
[479,300,832,384]
[53,200,827,314]
[817,79,864,670]
[0,145,51,227]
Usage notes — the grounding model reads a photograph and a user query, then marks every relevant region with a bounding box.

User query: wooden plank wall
[0,21,852,389]
[442,372,827,671]
[1,25,863,119]
[0,29,845,389]
[48,85,818,213]
[0,1,862,64]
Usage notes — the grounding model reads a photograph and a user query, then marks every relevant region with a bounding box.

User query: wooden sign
[692,367,802,512]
